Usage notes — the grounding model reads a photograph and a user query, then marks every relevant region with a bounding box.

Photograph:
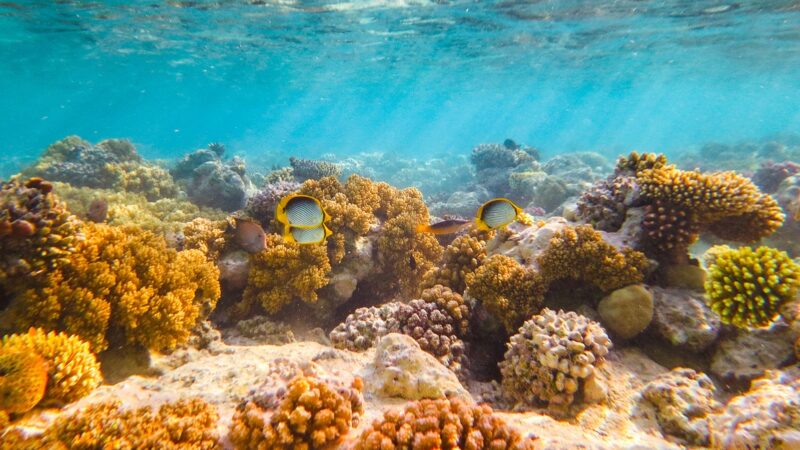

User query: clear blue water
[1,0,799,170]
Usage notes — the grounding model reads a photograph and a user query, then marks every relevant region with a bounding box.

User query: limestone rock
[598,284,654,339]
[710,325,795,384]
[650,287,720,352]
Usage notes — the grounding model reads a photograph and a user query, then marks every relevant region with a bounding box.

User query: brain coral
[354,396,537,450]
[0,349,47,413]
[229,375,364,450]
[1,328,101,406]
[1,223,220,352]
[465,254,546,333]
[0,177,81,283]
[500,308,612,410]
[537,224,648,293]
[28,398,221,449]
[705,246,800,328]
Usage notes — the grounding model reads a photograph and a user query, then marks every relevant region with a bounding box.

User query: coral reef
[470,143,537,171]
[244,179,300,227]
[650,287,720,352]
[500,308,612,410]
[710,326,795,384]
[289,156,342,181]
[396,299,467,374]
[597,284,653,339]
[354,396,536,450]
[229,316,296,345]
[420,232,489,294]
[752,160,800,193]
[708,368,800,449]
[465,255,546,333]
[419,284,470,336]
[329,303,401,351]
[0,177,81,283]
[241,233,331,315]
[1,328,101,406]
[171,145,254,212]
[1,223,220,352]
[537,224,648,293]
[0,349,47,413]
[704,245,800,328]
[182,217,229,262]
[229,375,363,449]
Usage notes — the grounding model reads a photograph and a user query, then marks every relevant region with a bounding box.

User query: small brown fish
[87,198,109,223]
[416,219,471,235]
[235,218,268,253]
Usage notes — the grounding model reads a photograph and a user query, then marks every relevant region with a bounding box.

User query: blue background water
[1,0,799,171]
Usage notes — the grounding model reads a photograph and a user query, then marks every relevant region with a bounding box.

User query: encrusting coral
[0,349,47,414]
[5,398,221,449]
[465,254,546,333]
[500,308,612,410]
[704,246,800,328]
[354,396,537,450]
[229,375,364,450]
[1,328,102,406]
[1,222,221,352]
[537,224,648,293]
[0,177,81,283]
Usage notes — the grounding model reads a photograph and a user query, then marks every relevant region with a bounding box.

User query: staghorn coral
[1,328,101,406]
[420,232,489,294]
[289,156,342,181]
[329,303,402,351]
[2,223,221,352]
[36,398,220,449]
[0,177,81,283]
[354,396,536,450]
[241,234,331,315]
[419,284,470,337]
[537,224,648,293]
[0,349,47,413]
[500,308,612,410]
[229,375,363,450]
[705,246,800,328]
[465,255,546,333]
[396,299,468,375]
[182,217,228,261]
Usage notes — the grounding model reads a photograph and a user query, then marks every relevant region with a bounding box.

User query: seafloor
[1,135,800,449]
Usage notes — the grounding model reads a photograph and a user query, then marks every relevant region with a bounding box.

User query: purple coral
[245,180,300,227]
[752,161,800,194]
[396,299,468,375]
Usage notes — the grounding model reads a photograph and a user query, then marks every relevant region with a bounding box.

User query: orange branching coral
[354,397,536,450]
[182,217,229,262]
[229,375,364,450]
[378,213,443,296]
[466,255,546,333]
[36,398,220,449]
[241,234,331,315]
[637,166,783,240]
[537,225,648,293]
[421,232,489,294]
[0,349,47,413]
[0,177,81,284]
[1,328,101,406]
[2,223,221,352]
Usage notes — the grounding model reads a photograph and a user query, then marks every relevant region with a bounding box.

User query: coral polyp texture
[329,303,401,351]
[1,222,221,352]
[182,217,229,262]
[289,156,343,181]
[1,328,102,406]
[0,177,81,283]
[396,299,468,375]
[466,254,546,333]
[11,398,221,449]
[354,396,537,450]
[537,224,648,293]
[0,349,47,414]
[420,232,489,294]
[704,246,800,328]
[419,284,470,336]
[229,375,364,450]
[500,308,612,410]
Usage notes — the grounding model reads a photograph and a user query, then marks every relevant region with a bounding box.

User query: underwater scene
[2,1,800,448]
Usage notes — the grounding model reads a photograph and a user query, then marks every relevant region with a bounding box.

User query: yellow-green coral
[2,223,220,352]
[107,161,180,201]
[537,224,648,293]
[0,178,82,283]
[229,375,364,450]
[420,232,490,294]
[1,328,101,406]
[241,234,331,315]
[0,349,47,413]
[34,398,221,449]
[705,246,800,328]
[466,254,546,333]
[54,182,227,235]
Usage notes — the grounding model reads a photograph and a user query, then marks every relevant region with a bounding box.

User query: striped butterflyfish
[416,218,471,235]
[275,194,329,228]
[284,222,332,245]
[475,198,523,231]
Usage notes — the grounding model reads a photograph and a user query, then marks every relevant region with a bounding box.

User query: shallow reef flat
[1,136,800,449]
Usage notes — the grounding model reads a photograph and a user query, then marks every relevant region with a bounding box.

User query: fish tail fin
[416,223,432,233]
